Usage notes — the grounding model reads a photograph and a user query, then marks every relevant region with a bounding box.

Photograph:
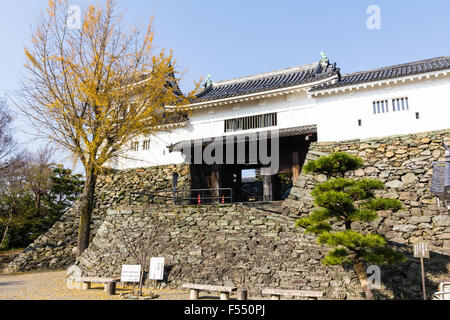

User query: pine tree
[296,152,405,299]
[45,165,84,215]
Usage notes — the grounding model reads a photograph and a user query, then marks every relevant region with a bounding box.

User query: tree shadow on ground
[0,281,25,287]
[373,243,449,300]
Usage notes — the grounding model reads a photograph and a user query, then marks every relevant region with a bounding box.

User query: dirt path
[0,270,193,300]
[0,251,230,300]
[0,253,246,300]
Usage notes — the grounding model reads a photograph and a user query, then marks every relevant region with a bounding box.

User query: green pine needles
[296,152,405,298]
[303,152,364,177]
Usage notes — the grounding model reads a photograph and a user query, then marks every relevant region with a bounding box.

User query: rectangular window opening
[131,141,139,152]
[224,113,277,133]
[391,97,409,113]
[143,140,151,151]
[373,97,409,114]
[373,100,389,114]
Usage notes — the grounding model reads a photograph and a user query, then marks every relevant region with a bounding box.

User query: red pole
[222,195,225,204]
[198,194,201,205]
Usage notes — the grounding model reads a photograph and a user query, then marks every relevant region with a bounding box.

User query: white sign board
[440,282,450,300]
[149,257,165,280]
[414,242,430,259]
[121,265,141,282]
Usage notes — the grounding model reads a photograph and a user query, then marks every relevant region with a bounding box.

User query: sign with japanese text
[149,257,165,280]
[414,242,430,259]
[121,265,141,282]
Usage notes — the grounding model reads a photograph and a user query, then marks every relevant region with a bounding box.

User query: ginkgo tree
[18,0,198,256]
[296,152,405,300]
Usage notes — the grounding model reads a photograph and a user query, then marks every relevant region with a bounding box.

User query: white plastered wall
[315,75,450,142]
[111,73,450,169]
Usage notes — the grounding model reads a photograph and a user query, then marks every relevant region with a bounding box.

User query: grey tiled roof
[169,124,317,152]
[277,124,317,138]
[125,71,184,97]
[311,55,450,91]
[193,62,339,102]
[158,110,189,126]
[431,161,450,197]
[192,55,450,101]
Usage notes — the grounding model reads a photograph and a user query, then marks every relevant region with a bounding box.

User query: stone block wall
[8,164,190,272]
[8,129,449,300]
[284,129,450,252]
[74,204,449,300]
[75,205,365,300]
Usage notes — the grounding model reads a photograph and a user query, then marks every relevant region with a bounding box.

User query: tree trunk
[1,211,13,248]
[1,221,11,247]
[35,192,44,216]
[353,260,375,300]
[139,269,144,296]
[77,167,97,257]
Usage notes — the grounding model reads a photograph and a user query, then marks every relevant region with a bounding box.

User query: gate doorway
[183,128,317,203]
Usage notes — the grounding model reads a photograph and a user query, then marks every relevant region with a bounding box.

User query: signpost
[149,257,165,281]
[172,173,179,205]
[413,241,430,300]
[121,265,141,283]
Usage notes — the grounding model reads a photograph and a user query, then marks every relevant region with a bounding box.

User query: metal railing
[129,188,233,206]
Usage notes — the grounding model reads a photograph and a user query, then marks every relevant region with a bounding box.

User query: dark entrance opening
[175,126,317,203]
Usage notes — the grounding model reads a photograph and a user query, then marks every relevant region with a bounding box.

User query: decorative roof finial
[205,74,213,87]
[319,51,329,67]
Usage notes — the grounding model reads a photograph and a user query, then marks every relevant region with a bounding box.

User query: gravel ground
[0,271,191,300]
[0,252,250,301]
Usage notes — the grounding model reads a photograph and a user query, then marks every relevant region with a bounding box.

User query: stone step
[243,201,285,215]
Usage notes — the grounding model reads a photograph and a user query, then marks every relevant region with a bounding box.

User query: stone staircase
[243,201,285,214]
[242,200,299,221]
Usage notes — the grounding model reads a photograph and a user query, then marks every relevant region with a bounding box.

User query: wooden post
[292,151,300,182]
[172,173,179,205]
[220,292,230,300]
[82,282,91,290]
[263,174,273,202]
[237,288,248,300]
[414,241,429,301]
[211,165,221,203]
[272,174,281,200]
[106,282,116,296]
[421,257,427,300]
[190,289,199,300]
[235,169,242,202]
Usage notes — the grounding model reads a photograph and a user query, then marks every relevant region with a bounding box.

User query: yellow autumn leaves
[21,0,199,175]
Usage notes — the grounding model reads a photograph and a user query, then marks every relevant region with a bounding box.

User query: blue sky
[1,0,449,167]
